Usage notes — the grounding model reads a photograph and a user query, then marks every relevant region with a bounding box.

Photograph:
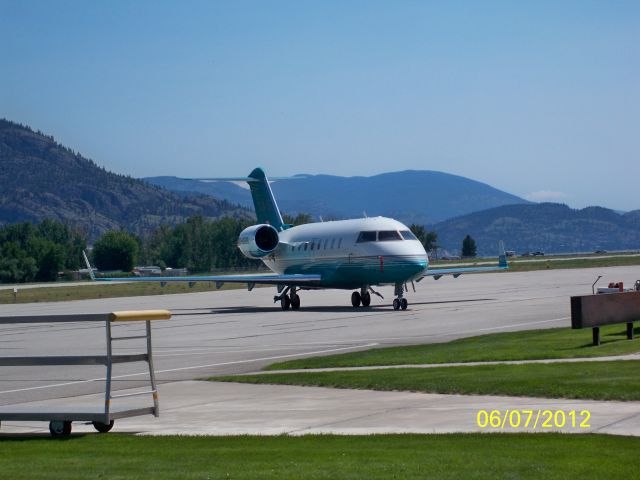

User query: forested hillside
[0,120,253,239]
[432,203,640,255]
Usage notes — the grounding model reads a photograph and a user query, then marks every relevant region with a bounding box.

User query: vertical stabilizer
[498,240,508,268]
[247,168,285,231]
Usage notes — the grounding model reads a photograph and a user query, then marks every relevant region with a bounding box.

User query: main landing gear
[275,286,301,311]
[351,290,370,307]
[351,287,383,308]
[392,283,408,311]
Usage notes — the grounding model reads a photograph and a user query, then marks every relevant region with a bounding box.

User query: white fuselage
[261,217,428,289]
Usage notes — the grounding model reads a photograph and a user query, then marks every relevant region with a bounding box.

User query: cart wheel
[49,420,72,437]
[92,420,114,433]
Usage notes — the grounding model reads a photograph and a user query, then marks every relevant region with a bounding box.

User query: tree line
[0,216,475,283]
[0,220,86,282]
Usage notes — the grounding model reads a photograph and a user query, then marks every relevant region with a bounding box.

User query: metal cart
[0,310,170,436]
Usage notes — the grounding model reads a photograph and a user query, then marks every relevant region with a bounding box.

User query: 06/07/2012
[476,409,591,430]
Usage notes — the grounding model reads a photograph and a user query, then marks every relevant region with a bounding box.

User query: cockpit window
[400,230,419,241]
[378,230,402,241]
[356,231,377,243]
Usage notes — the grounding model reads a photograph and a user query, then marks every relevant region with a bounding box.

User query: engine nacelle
[238,224,280,258]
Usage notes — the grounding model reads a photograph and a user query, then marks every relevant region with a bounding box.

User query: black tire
[92,420,114,433]
[49,420,72,437]
[281,295,291,310]
[401,298,408,310]
[361,292,371,307]
[290,294,301,310]
[392,299,400,311]
[351,291,361,307]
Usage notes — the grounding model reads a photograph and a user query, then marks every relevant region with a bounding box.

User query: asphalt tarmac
[1,265,638,435]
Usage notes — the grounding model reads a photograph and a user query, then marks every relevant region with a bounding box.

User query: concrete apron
[1,380,639,437]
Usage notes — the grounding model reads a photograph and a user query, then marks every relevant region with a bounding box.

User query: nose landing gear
[392,283,408,311]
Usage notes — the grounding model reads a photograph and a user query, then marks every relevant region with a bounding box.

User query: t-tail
[498,240,508,268]
[247,167,286,231]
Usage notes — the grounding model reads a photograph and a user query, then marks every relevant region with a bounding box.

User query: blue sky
[2,1,638,211]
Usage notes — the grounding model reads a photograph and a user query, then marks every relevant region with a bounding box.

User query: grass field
[500,254,640,272]
[0,434,638,479]
[430,252,640,272]
[0,280,252,304]
[266,326,640,370]
[214,360,640,401]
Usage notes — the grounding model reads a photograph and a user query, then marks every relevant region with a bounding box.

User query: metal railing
[0,310,170,436]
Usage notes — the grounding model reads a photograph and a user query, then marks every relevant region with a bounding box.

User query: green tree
[0,241,37,283]
[409,224,438,253]
[93,231,139,271]
[0,220,86,283]
[462,234,477,258]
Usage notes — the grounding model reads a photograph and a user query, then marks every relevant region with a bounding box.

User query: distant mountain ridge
[0,119,253,238]
[432,203,640,255]
[4,118,639,255]
[146,171,530,225]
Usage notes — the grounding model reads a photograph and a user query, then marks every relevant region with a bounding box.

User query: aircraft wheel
[361,292,371,307]
[392,299,400,311]
[281,295,291,310]
[351,291,362,307]
[400,298,408,310]
[92,420,114,433]
[290,293,301,310]
[49,420,72,437]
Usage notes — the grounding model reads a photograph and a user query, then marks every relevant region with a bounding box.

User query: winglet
[82,250,96,281]
[498,241,508,268]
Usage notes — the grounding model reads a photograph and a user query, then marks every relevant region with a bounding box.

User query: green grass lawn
[506,254,640,272]
[214,360,640,401]
[266,326,640,371]
[0,434,638,479]
[430,252,640,272]
[0,280,253,304]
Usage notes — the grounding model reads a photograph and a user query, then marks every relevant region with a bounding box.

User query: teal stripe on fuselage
[277,255,427,289]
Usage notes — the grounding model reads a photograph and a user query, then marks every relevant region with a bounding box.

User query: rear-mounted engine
[238,224,279,258]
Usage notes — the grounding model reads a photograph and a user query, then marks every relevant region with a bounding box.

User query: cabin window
[400,230,419,241]
[324,238,328,249]
[338,238,342,248]
[330,238,335,249]
[304,243,308,251]
[310,241,315,250]
[356,231,377,243]
[378,230,402,241]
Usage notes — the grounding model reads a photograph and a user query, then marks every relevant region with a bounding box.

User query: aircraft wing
[82,251,321,289]
[419,242,508,281]
[419,264,507,280]
[94,273,322,288]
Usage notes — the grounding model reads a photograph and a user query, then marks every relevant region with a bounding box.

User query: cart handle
[109,310,172,322]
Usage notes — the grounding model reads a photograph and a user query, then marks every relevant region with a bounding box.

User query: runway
[0,265,637,429]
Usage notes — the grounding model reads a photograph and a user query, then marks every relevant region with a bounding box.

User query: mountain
[432,203,640,255]
[145,171,530,226]
[0,119,253,238]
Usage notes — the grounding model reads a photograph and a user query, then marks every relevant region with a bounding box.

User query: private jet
[89,168,507,310]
